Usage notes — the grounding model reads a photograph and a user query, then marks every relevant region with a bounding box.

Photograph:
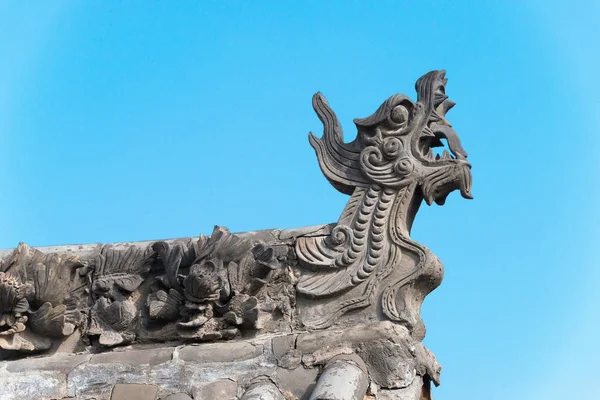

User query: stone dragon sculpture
[295,70,472,338]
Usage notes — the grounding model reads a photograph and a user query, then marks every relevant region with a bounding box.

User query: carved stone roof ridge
[0,70,472,400]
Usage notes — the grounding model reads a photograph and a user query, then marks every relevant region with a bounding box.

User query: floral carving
[0,243,84,352]
[88,245,156,347]
[183,260,223,303]
[145,226,283,341]
[0,272,29,336]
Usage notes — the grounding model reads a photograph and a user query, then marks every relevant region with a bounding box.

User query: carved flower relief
[228,243,279,296]
[147,288,184,321]
[88,297,137,346]
[246,244,279,292]
[0,271,78,352]
[183,260,224,303]
[223,294,259,329]
[0,272,29,336]
[88,294,139,347]
[87,245,158,347]
[0,245,85,352]
[89,274,140,346]
[145,228,283,339]
[177,259,227,330]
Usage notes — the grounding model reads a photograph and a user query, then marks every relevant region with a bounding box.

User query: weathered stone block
[295,321,407,354]
[358,339,415,389]
[162,393,193,400]
[0,370,66,400]
[68,363,152,398]
[376,378,423,400]
[192,379,237,399]
[240,378,283,400]
[91,347,173,366]
[111,383,158,400]
[275,366,319,400]
[5,353,90,374]
[308,356,369,400]
[179,342,262,363]
[271,334,295,359]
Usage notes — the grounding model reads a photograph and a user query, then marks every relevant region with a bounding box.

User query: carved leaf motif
[224,294,259,329]
[252,244,278,277]
[0,243,46,277]
[94,245,155,277]
[28,302,68,337]
[195,226,253,263]
[0,244,83,342]
[227,259,246,295]
[227,243,279,296]
[152,241,186,291]
[33,254,76,305]
[93,297,136,332]
[93,273,144,295]
[0,272,29,313]
[93,245,156,296]
[147,289,183,321]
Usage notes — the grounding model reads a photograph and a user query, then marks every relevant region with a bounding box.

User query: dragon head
[310,70,472,206]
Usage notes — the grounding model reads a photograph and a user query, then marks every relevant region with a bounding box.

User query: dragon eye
[390,105,409,125]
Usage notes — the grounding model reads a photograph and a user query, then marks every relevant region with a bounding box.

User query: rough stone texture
[162,393,193,400]
[358,340,417,389]
[111,383,158,400]
[178,342,262,363]
[275,366,319,400]
[90,347,173,366]
[309,356,369,400]
[0,368,66,400]
[295,321,407,354]
[376,378,424,400]
[6,353,90,374]
[192,380,237,400]
[0,70,472,400]
[240,378,284,400]
[271,335,296,360]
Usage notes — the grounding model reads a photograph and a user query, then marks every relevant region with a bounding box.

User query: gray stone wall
[1,322,428,399]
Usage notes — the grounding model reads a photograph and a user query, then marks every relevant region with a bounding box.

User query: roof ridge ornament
[296,70,472,335]
[0,70,472,400]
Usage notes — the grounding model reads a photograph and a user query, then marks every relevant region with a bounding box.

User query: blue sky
[1,1,598,399]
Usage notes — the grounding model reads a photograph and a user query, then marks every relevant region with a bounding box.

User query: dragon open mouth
[419,124,473,205]
[422,161,473,206]
[418,125,468,162]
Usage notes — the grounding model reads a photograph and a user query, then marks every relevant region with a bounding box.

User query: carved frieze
[144,226,291,342]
